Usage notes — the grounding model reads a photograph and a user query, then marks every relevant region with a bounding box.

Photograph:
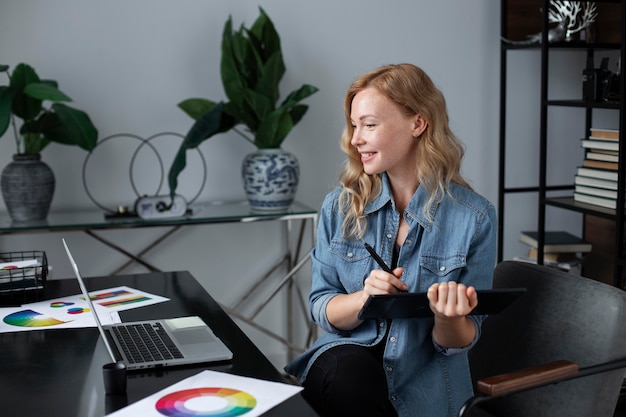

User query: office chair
[459,260,626,417]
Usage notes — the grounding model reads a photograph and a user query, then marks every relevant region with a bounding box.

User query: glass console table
[0,200,318,359]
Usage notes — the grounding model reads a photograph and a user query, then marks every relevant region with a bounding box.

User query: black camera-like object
[583,57,621,103]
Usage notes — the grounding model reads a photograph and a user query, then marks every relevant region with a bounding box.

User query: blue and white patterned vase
[241,148,299,211]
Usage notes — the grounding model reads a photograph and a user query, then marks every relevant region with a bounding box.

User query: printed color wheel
[3,309,68,327]
[67,307,90,315]
[155,387,256,417]
[50,301,74,308]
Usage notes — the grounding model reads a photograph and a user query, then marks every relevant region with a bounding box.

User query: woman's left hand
[427,281,477,318]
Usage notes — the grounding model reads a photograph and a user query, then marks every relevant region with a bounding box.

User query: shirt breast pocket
[418,253,467,291]
[329,240,371,293]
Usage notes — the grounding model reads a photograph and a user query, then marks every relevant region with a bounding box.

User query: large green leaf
[222,101,250,132]
[272,111,295,147]
[281,84,319,108]
[221,18,244,103]
[249,7,281,63]
[234,30,260,86]
[20,101,98,153]
[229,98,258,131]
[255,108,292,149]
[247,9,284,103]
[0,86,13,137]
[21,111,61,135]
[24,82,72,102]
[178,98,218,120]
[48,103,98,151]
[241,88,273,123]
[10,63,42,121]
[168,102,237,200]
[251,84,318,147]
[255,51,284,104]
[288,104,309,127]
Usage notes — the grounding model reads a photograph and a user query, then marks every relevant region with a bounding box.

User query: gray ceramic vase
[1,154,55,222]
[241,148,299,211]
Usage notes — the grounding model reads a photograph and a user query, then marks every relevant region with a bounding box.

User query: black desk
[0,201,318,359]
[0,271,318,417]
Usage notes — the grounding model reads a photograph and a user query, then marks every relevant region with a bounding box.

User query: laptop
[62,238,233,370]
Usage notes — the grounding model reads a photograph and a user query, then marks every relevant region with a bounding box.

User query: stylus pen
[364,242,393,273]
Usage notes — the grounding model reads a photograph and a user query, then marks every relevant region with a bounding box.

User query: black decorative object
[582,56,622,103]
[0,250,47,305]
[82,132,206,217]
[503,1,598,45]
[1,154,55,222]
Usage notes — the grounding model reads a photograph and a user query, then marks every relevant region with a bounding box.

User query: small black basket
[0,251,47,305]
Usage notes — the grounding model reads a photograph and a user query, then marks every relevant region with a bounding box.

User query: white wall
[0,0,502,368]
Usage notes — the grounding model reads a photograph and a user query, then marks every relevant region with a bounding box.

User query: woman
[285,64,497,417]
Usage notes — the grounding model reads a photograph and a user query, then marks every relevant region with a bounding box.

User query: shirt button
[386,366,393,373]
[386,233,393,239]
[379,322,385,327]
[440,266,446,271]
[391,395,397,401]
[347,252,353,258]
[389,336,397,342]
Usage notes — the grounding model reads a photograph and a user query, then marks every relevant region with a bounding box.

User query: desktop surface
[0,271,318,417]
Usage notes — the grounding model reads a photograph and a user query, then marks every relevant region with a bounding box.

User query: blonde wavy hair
[338,63,470,239]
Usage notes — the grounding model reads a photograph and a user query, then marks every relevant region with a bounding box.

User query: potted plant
[168,7,318,211]
[0,63,98,221]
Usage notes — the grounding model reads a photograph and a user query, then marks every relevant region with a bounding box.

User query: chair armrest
[476,360,579,396]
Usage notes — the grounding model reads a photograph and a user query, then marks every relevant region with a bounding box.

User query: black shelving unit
[498,0,625,288]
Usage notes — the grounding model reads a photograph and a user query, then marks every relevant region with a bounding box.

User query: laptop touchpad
[174,328,217,345]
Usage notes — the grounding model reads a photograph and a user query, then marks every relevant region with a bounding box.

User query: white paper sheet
[0,286,169,333]
[107,370,303,417]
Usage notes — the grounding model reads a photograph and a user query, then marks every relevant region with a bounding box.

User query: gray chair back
[467,260,626,417]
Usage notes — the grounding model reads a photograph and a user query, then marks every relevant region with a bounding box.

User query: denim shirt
[285,174,497,417]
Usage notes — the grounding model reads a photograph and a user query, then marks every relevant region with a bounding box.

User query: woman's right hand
[362,267,407,299]
[326,267,406,331]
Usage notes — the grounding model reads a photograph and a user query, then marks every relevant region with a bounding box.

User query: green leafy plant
[0,63,98,155]
[168,7,318,200]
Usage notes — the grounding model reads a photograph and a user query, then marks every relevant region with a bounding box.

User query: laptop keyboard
[112,322,184,364]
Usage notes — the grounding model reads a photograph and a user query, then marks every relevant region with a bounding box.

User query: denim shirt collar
[364,173,439,232]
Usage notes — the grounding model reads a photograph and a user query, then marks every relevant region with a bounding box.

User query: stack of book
[574,128,621,209]
[515,230,592,272]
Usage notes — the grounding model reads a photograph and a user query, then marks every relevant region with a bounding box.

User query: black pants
[301,344,398,417]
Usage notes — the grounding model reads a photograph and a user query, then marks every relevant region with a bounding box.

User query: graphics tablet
[357,288,526,320]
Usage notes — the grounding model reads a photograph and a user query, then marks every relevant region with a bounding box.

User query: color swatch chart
[0,286,169,333]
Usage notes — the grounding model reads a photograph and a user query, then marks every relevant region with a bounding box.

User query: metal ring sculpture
[82,132,206,214]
